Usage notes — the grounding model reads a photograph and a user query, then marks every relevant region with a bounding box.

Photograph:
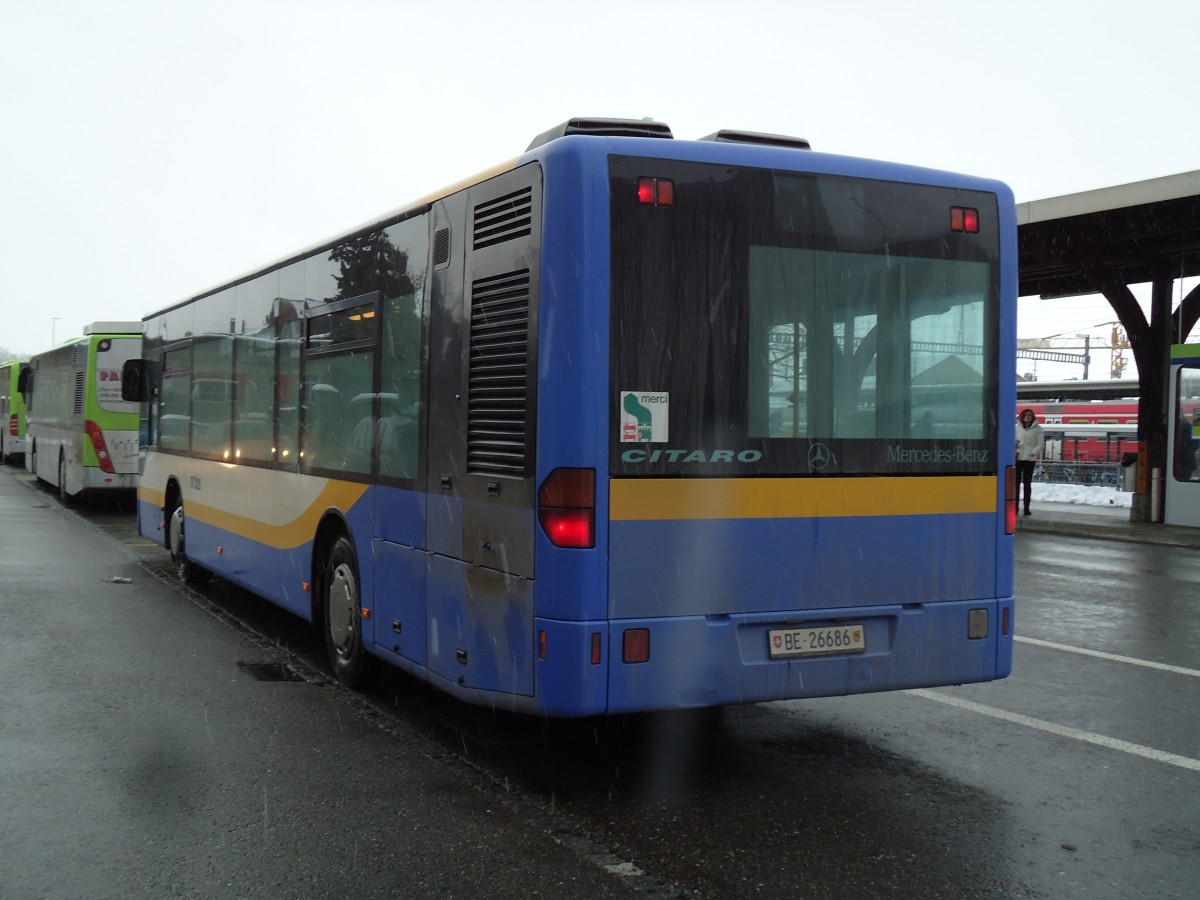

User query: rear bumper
[602,598,1014,713]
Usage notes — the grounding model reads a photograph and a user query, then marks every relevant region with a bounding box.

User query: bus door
[424,165,542,696]
[1165,348,1200,526]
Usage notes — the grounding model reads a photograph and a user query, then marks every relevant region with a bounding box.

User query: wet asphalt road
[2,465,1198,899]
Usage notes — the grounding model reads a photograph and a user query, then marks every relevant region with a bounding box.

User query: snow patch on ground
[1034,483,1132,508]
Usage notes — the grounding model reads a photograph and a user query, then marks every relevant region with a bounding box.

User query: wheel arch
[309,509,354,624]
[163,477,184,551]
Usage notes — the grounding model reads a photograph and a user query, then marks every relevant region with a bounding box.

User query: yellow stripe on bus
[139,484,166,509]
[609,476,997,521]
[138,480,368,549]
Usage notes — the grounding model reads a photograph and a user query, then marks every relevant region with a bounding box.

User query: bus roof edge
[82,321,142,335]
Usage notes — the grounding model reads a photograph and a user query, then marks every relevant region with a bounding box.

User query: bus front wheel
[169,499,211,586]
[323,536,366,687]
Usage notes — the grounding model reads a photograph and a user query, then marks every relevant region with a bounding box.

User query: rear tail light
[950,206,980,233]
[1004,465,1017,534]
[85,419,115,474]
[8,414,17,437]
[538,468,595,548]
[636,176,674,207]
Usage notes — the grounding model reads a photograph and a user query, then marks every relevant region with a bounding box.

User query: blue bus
[124,118,1016,715]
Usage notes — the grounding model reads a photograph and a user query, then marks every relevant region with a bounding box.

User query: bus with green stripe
[122,118,1016,714]
[21,323,141,501]
[1,359,28,464]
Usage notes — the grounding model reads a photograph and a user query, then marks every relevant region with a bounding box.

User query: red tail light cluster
[637,177,674,206]
[1004,465,1017,534]
[950,206,980,233]
[85,419,115,474]
[8,414,17,437]
[538,468,595,548]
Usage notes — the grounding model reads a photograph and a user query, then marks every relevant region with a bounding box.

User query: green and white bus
[0,359,28,464]
[21,322,141,500]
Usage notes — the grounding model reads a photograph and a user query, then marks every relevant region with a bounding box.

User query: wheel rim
[328,562,358,658]
[170,506,185,559]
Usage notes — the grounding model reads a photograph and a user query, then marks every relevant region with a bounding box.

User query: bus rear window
[95,338,141,415]
[609,158,999,477]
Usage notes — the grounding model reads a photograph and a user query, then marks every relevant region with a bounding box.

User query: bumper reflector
[967,608,989,640]
[622,628,649,664]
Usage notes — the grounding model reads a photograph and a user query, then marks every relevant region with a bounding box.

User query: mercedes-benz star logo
[807,442,834,472]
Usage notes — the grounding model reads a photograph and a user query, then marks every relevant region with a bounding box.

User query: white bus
[0,359,28,464]
[21,322,141,501]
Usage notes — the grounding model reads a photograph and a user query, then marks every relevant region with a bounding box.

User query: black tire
[323,535,366,687]
[168,498,211,586]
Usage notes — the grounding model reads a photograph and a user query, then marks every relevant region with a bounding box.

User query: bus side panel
[605,599,1006,713]
[137,455,362,620]
[136,484,165,546]
[372,540,427,666]
[180,515,314,619]
[371,483,429,664]
[530,140,613,626]
[427,553,534,697]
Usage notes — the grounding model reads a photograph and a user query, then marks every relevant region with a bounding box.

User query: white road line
[907,689,1200,773]
[1015,635,1200,678]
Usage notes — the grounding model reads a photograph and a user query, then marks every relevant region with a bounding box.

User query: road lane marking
[908,689,1200,773]
[1015,635,1200,678]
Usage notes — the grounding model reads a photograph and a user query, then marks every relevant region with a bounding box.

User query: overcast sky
[3,0,1197,378]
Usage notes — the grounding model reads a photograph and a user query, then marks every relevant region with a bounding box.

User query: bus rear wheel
[323,536,366,687]
[169,499,211,586]
[58,454,75,505]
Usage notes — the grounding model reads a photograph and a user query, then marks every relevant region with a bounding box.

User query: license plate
[768,624,866,659]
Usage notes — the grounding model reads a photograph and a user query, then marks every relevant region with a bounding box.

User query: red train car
[1017,400,1138,462]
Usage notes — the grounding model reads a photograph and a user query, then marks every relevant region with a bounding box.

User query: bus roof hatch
[697,129,812,150]
[527,117,674,151]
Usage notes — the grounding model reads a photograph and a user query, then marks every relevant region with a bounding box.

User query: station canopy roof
[1018,170,1200,299]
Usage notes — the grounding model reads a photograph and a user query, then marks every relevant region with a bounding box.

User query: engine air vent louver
[73,372,85,415]
[433,227,450,266]
[473,188,532,250]
[467,270,531,476]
